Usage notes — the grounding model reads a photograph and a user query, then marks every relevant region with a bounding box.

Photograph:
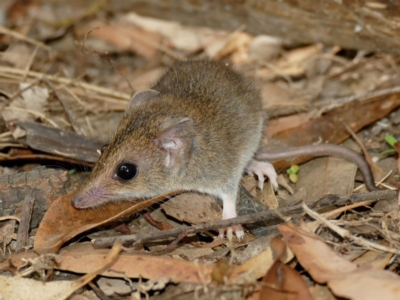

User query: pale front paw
[246,159,278,190]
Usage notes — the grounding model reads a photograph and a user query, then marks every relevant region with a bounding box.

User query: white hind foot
[219,192,244,240]
[246,159,278,190]
[218,225,244,240]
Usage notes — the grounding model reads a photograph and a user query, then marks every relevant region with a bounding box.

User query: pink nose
[72,186,104,209]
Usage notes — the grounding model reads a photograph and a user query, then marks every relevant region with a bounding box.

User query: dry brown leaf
[0,243,121,300]
[257,44,324,79]
[259,237,313,300]
[258,181,279,209]
[75,22,162,59]
[0,219,16,246]
[2,83,50,138]
[161,192,222,223]
[352,247,393,270]
[123,12,227,53]
[279,222,400,300]
[211,32,252,63]
[263,92,400,173]
[279,222,357,281]
[130,67,166,91]
[97,277,132,296]
[4,242,276,285]
[34,191,178,254]
[0,274,77,300]
[249,35,282,62]
[233,242,293,281]
[0,44,32,68]
[265,113,311,138]
[295,150,357,199]
[56,243,213,284]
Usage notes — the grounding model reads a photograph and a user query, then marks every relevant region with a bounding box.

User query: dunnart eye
[116,163,138,181]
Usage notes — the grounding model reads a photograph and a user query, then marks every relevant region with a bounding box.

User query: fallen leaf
[211,259,231,284]
[56,243,213,284]
[0,44,32,68]
[265,112,311,138]
[123,12,227,52]
[161,192,222,223]
[295,140,360,198]
[279,222,400,300]
[233,241,293,281]
[260,92,400,172]
[0,243,121,300]
[75,22,162,59]
[34,191,179,254]
[352,247,393,270]
[249,35,282,62]
[97,277,132,296]
[0,275,77,300]
[259,237,313,300]
[2,83,50,138]
[257,44,324,79]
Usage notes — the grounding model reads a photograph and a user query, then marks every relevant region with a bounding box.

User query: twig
[0,216,20,222]
[0,26,51,51]
[0,66,131,101]
[3,106,59,128]
[93,189,397,248]
[8,78,42,102]
[303,202,400,255]
[22,46,39,82]
[15,195,35,252]
[313,85,400,111]
[324,200,375,219]
[76,37,136,95]
[0,131,12,139]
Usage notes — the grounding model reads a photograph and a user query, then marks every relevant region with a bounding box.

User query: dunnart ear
[154,117,196,168]
[127,89,160,110]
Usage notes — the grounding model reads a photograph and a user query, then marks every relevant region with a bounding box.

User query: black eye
[101,144,108,154]
[116,163,138,181]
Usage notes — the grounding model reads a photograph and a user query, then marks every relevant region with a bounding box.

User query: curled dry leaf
[259,237,313,300]
[279,222,400,300]
[34,191,179,254]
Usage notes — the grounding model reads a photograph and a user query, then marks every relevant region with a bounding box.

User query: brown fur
[73,61,263,208]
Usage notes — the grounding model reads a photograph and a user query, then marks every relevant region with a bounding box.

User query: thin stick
[0,26,51,51]
[0,66,130,100]
[303,202,400,255]
[93,189,397,248]
[23,46,39,82]
[3,106,59,128]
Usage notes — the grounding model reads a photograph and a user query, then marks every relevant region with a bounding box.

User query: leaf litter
[0,1,400,299]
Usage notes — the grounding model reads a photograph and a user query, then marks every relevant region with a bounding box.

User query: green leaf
[385,135,397,147]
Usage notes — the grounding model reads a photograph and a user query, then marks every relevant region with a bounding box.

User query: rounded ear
[154,117,196,168]
[128,89,160,109]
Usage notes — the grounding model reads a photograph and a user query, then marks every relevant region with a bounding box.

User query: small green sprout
[382,134,398,155]
[287,164,299,183]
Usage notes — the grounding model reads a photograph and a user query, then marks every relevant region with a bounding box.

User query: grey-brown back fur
[73,61,263,207]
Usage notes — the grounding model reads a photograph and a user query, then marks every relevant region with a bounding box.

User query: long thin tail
[256,144,378,191]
